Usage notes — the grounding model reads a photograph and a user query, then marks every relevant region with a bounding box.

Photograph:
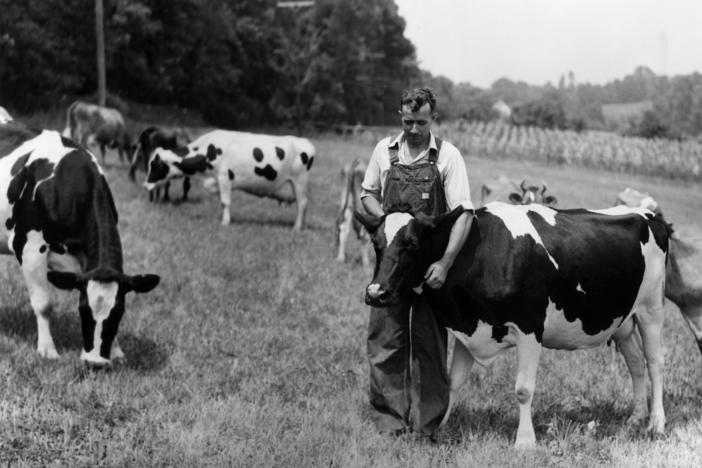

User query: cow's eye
[404,238,420,251]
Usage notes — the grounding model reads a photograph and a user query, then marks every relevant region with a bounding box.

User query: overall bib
[368,138,450,436]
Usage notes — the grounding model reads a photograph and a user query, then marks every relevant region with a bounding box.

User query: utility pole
[95,0,106,106]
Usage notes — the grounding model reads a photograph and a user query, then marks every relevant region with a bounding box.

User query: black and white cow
[62,101,132,165]
[481,175,558,207]
[0,121,160,366]
[129,126,191,202]
[356,202,669,447]
[335,158,371,268]
[143,130,315,230]
[616,187,702,354]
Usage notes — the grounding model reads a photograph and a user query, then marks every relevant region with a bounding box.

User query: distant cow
[143,130,315,229]
[335,158,371,268]
[0,106,12,124]
[62,101,131,165]
[480,175,558,206]
[130,126,191,202]
[616,187,702,354]
[356,202,670,447]
[0,120,160,366]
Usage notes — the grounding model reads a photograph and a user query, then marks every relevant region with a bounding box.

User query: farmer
[360,87,474,439]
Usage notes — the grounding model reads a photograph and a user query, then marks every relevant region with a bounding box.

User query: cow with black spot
[1,120,160,366]
[143,130,315,229]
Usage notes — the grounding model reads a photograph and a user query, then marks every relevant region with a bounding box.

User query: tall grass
[0,128,701,467]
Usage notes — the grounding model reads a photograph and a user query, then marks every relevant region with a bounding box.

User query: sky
[394,0,702,88]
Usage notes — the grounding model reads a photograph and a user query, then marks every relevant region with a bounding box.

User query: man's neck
[404,135,431,159]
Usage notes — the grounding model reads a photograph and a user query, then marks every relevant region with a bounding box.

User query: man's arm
[360,143,385,217]
[361,196,385,217]
[424,211,473,289]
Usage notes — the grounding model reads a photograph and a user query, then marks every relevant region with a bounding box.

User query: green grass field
[1,133,701,467]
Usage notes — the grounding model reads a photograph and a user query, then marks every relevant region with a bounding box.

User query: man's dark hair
[400,88,437,112]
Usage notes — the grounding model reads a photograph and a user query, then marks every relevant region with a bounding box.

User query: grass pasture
[1,133,702,467]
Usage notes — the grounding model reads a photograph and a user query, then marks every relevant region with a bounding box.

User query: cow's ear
[125,274,160,293]
[416,206,465,232]
[47,271,83,290]
[175,155,209,175]
[508,192,523,204]
[354,211,383,233]
[543,195,558,206]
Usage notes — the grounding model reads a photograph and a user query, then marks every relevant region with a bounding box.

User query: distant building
[492,99,512,121]
[601,101,654,124]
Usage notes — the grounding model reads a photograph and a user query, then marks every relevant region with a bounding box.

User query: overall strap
[388,143,400,166]
[428,137,442,164]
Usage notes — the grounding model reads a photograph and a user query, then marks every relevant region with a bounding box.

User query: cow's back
[439,204,668,348]
[196,130,314,197]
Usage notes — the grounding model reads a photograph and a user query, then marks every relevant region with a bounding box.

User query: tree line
[1,1,701,139]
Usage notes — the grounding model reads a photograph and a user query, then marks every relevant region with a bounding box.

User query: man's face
[400,103,435,147]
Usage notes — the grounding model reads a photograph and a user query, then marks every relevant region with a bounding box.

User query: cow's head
[509,180,558,207]
[143,147,212,192]
[47,268,160,366]
[355,207,464,307]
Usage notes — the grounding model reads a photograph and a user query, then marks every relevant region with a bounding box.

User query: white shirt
[360,132,474,211]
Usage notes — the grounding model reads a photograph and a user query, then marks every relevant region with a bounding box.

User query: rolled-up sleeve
[442,145,474,211]
[360,141,383,203]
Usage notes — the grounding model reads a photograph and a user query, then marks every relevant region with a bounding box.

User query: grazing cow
[143,130,315,230]
[616,187,702,354]
[62,101,131,165]
[0,106,12,124]
[335,158,371,268]
[0,121,160,366]
[356,202,669,447]
[129,126,191,202]
[480,175,558,206]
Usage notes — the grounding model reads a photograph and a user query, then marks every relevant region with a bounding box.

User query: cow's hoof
[38,347,60,359]
[646,416,665,435]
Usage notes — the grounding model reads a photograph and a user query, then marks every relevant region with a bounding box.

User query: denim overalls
[368,137,450,436]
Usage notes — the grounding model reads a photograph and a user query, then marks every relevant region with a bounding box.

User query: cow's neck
[81,178,123,273]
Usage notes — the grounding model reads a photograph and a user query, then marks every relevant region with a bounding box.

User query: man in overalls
[360,88,474,438]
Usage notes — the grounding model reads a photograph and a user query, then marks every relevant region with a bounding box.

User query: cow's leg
[163,181,171,202]
[360,236,372,269]
[336,210,351,262]
[513,332,541,448]
[290,178,308,231]
[182,177,191,202]
[21,232,58,359]
[679,304,702,355]
[110,338,125,360]
[439,335,474,428]
[636,304,666,434]
[217,173,232,225]
[613,318,647,424]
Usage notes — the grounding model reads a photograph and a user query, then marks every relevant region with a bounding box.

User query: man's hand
[424,260,449,289]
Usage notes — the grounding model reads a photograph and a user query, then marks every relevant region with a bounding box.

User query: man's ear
[47,271,83,290]
[508,192,524,204]
[354,211,383,233]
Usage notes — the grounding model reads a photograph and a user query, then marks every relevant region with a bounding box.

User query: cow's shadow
[0,305,168,373]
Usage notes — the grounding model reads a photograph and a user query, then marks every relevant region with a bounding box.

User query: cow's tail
[62,101,78,139]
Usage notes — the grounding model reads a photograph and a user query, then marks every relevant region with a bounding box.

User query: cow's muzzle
[365,283,390,307]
